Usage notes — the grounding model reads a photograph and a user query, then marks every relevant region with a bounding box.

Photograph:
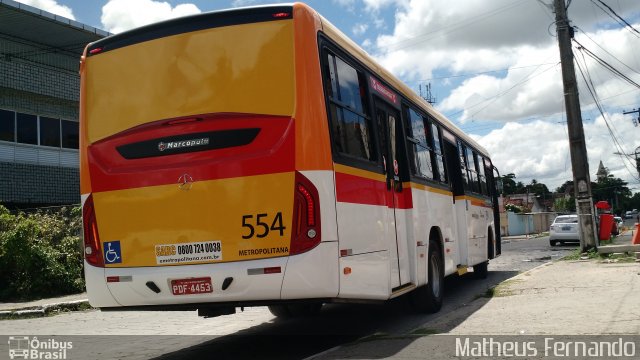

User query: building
[595,160,608,182]
[0,0,108,207]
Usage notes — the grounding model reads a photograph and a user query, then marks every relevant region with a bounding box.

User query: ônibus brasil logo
[8,336,72,359]
[158,138,209,152]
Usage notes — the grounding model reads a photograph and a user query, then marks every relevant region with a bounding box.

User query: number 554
[241,212,286,239]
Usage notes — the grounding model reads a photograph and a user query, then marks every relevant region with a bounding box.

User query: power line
[574,26,640,76]
[573,45,640,182]
[416,62,558,82]
[573,39,640,89]
[592,0,640,36]
[375,0,529,52]
[445,62,559,119]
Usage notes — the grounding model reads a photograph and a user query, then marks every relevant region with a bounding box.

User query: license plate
[562,226,571,231]
[171,277,213,295]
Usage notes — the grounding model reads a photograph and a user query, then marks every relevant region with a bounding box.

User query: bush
[505,204,523,213]
[0,205,85,301]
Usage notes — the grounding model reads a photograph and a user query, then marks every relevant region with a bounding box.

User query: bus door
[374,100,411,288]
[442,133,469,267]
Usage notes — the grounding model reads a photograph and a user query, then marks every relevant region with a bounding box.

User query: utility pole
[554,0,597,251]
[622,109,639,127]
[419,83,437,105]
[636,146,640,177]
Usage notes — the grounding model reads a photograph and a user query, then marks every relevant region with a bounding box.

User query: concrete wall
[533,212,556,234]
[506,212,558,236]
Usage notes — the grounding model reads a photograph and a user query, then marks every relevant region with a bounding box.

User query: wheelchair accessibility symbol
[103,241,122,264]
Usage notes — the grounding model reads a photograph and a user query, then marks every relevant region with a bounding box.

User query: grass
[562,248,638,262]
[351,328,441,344]
[0,301,94,320]
[410,328,440,335]
[561,248,599,260]
[481,279,521,298]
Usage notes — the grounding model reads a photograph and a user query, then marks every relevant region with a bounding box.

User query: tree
[527,178,551,197]
[556,180,574,194]
[500,173,517,195]
[554,196,576,213]
[500,173,525,195]
[592,175,630,214]
[623,192,640,212]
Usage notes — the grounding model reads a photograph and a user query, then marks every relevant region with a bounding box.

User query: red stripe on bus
[335,171,387,206]
[335,172,413,209]
[393,187,413,209]
[88,114,295,193]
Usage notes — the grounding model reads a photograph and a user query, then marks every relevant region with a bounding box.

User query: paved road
[1,236,573,360]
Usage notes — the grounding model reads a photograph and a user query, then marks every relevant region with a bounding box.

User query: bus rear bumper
[86,242,339,308]
[84,260,120,308]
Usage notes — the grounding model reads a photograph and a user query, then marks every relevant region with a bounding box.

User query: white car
[614,216,623,226]
[613,216,623,235]
[549,215,580,246]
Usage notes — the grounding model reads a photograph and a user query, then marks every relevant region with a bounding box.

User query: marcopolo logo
[8,336,72,359]
[158,137,210,152]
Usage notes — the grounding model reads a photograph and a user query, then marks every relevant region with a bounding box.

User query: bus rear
[80,5,336,314]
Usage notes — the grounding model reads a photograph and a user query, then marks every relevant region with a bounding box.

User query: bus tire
[288,303,323,317]
[473,261,488,279]
[411,240,443,313]
[268,305,291,319]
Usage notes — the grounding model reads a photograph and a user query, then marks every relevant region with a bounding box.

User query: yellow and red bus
[80,3,501,317]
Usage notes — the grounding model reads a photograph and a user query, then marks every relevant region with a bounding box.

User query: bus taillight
[291,172,321,255]
[83,194,104,267]
[297,184,315,227]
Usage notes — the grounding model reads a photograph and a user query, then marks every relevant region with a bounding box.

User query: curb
[0,299,91,320]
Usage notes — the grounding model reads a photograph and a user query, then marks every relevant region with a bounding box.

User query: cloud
[366,0,640,188]
[352,23,369,36]
[14,0,75,19]
[362,0,398,12]
[473,113,640,191]
[371,0,640,117]
[101,0,201,33]
[231,0,259,7]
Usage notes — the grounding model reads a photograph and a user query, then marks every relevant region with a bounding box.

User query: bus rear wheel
[268,305,291,318]
[268,303,323,319]
[411,240,443,313]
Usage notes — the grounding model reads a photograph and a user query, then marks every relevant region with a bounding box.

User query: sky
[15,0,640,192]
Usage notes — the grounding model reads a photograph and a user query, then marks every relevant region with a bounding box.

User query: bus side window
[466,147,479,193]
[476,153,488,195]
[403,106,433,179]
[457,140,469,191]
[326,53,375,162]
[484,158,494,195]
[430,122,447,184]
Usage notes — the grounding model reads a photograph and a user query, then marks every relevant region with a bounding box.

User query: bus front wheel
[411,240,443,313]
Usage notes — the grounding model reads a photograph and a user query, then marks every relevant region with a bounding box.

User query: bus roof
[86,4,295,56]
[84,2,490,159]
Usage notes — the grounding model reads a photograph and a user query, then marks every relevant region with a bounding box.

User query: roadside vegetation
[562,248,637,263]
[501,172,640,216]
[0,205,84,301]
[482,279,522,298]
